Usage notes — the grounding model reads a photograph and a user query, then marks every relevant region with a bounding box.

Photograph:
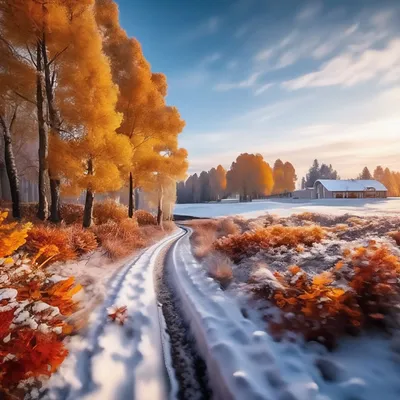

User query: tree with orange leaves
[94,0,186,217]
[227,153,274,201]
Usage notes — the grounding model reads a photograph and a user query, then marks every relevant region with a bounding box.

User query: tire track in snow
[155,228,212,400]
[45,230,183,400]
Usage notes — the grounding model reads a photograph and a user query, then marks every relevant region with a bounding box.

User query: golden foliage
[215,225,326,262]
[134,210,157,226]
[26,225,77,263]
[0,218,82,394]
[93,200,128,225]
[226,153,274,198]
[0,211,31,258]
[250,242,400,348]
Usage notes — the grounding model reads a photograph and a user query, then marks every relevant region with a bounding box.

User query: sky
[116,0,400,185]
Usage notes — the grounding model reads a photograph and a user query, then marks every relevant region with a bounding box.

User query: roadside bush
[215,225,326,262]
[92,219,145,259]
[218,217,240,236]
[0,211,81,396]
[25,225,77,264]
[67,225,98,255]
[251,242,400,348]
[205,252,233,286]
[93,200,128,225]
[61,203,84,225]
[134,210,157,226]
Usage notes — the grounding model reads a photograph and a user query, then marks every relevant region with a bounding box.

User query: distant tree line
[301,160,400,197]
[177,153,296,203]
[358,166,400,197]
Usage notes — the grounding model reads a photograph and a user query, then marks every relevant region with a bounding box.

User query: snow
[0,288,17,301]
[45,229,182,400]
[174,198,400,219]
[169,226,400,400]
[316,179,387,191]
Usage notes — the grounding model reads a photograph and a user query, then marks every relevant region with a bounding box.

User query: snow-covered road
[46,229,184,400]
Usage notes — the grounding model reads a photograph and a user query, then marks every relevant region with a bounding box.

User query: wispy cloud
[295,1,323,22]
[283,38,400,90]
[254,82,274,96]
[214,72,261,91]
[200,52,221,67]
[180,16,221,43]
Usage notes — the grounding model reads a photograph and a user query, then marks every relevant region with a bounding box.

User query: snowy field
[175,198,400,218]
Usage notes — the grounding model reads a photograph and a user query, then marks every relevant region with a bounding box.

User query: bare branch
[9,105,18,131]
[48,45,69,66]
[26,44,38,68]
[14,91,37,106]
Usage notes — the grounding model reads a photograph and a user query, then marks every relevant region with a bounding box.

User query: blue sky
[116,0,400,184]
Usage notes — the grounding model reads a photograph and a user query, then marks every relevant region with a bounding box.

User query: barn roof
[315,179,387,192]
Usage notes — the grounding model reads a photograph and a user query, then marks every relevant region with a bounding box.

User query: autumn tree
[226,153,273,201]
[45,1,132,227]
[283,161,296,192]
[373,166,385,182]
[357,167,372,180]
[94,0,186,218]
[209,165,226,201]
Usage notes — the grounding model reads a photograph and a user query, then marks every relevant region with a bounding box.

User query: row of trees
[358,166,400,197]
[177,154,296,203]
[301,161,400,197]
[0,0,187,226]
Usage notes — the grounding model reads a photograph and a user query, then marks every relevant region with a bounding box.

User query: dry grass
[205,252,233,285]
[25,225,77,263]
[61,204,84,225]
[91,218,168,260]
[134,210,157,226]
[215,224,326,262]
[67,225,98,256]
[93,200,128,225]
[388,231,400,246]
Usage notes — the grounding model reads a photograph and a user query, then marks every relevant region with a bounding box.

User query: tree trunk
[0,116,20,219]
[128,172,134,218]
[50,178,61,222]
[157,186,164,228]
[42,34,62,223]
[83,159,94,228]
[36,40,49,221]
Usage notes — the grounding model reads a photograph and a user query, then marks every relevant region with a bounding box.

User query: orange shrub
[215,225,326,262]
[251,242,400,348]
[61,203,84,225]
[25,225,77,264]
[92,219,145,259]
[0,211,31,257]
[93,200,128,225]
[134,210,157,226]
[205,252,233,285]
[0,219,81,396]
[67,225,98,255]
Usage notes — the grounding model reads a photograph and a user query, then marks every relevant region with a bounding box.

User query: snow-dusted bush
[205,252,233,285]
[0,211,81,396]
[249,241,400,348]
[214,225,326,262]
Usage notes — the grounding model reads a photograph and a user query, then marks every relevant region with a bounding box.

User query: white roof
[315,179,387,192]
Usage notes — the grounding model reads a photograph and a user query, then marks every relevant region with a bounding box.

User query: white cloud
[296,1,323,22]
[254,82,274,96]
[254,48,274,62]
[214,72,261,91]
[283,38,400,90]
[181,16,221,43]
[200,52,221,66]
